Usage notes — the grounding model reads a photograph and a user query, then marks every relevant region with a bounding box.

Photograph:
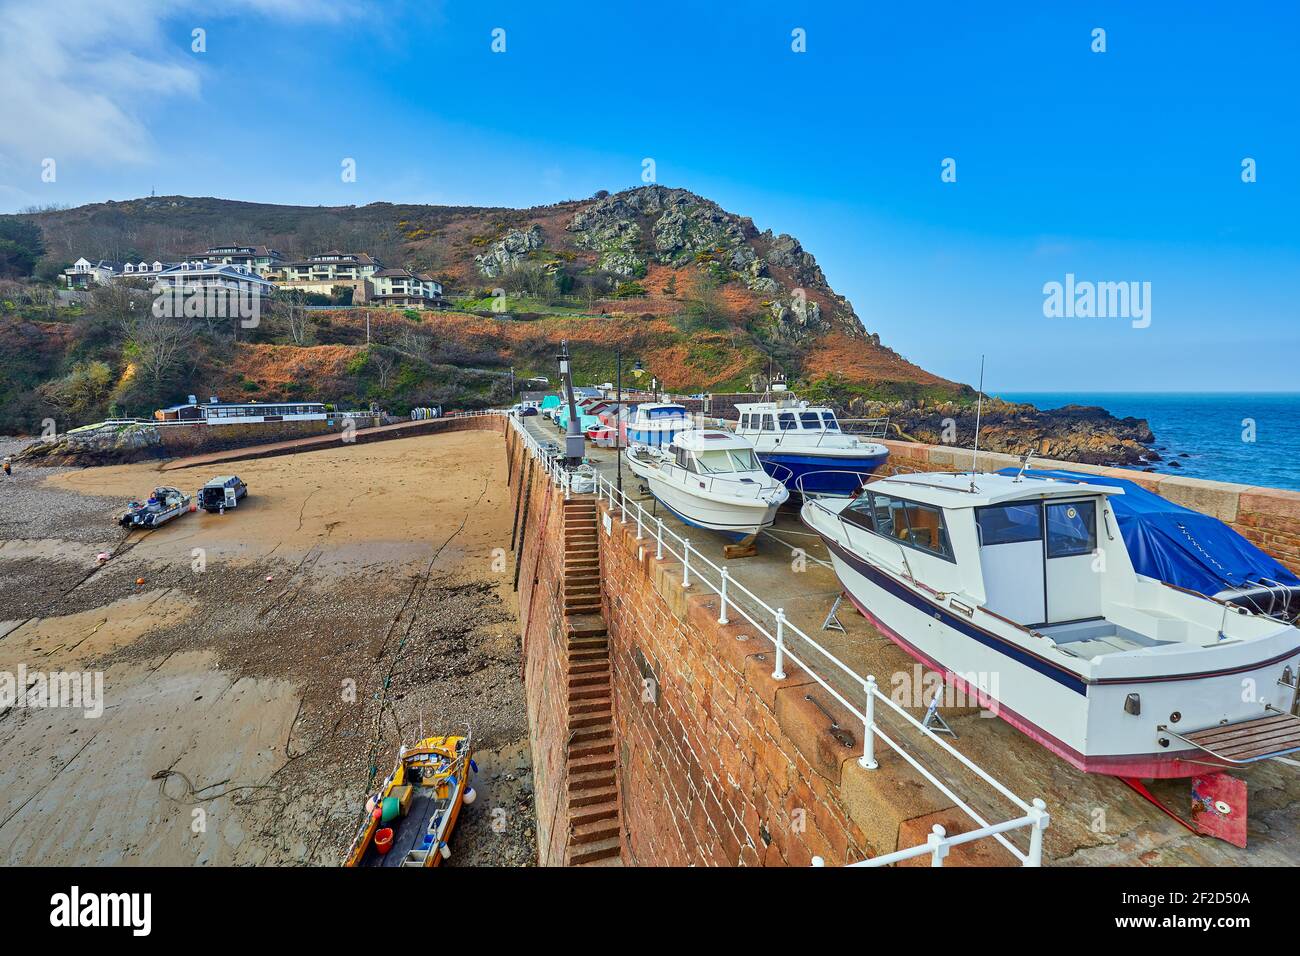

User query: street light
[557,340,584,465]
[616,353,645,493]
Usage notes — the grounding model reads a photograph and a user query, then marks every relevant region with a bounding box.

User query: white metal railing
[503,411,1050,867]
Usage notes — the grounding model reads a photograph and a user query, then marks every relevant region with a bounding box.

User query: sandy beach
[0,430,535,866]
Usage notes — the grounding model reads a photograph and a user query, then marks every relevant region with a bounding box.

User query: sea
[995,392,1300,493]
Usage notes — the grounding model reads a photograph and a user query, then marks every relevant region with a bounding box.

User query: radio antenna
[969,355,985,491]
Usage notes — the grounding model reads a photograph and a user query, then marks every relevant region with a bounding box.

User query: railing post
[859,675,878,770]
[619,488,627,524]
[772,608,786,680]
[927,825,949,867]
[682,539,691,587]
[635,505,643,540]
[656,518,664,560]
[718,567,730,625]
[1025,798,1049,867]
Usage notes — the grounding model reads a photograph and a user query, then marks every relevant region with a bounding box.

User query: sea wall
[506,424,574,865]
[879,439,1300,574]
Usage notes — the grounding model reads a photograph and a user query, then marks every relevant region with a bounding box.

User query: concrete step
[569,650,609,664]
[568,685,610,703]
[568,672,608,689]
[569,836,621,865]
[569,661,607,675]
[570,739,614,760]
[569,785,618,809]
[565,602,603,616]
[567,769,614,793]
[570,724,612,745]
[570,753,615,775]
[567,635,608,650]
[566,617,608,639]
[571,818,620,846]
[576,852,624,867]
[565,582,601,596]
[570,706,612,725]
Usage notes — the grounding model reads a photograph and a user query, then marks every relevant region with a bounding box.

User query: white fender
[462,787,477,805]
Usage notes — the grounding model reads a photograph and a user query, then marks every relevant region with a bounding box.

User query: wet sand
[0,431,534,866]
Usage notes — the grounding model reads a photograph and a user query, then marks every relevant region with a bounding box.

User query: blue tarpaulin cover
[996,468,1300,597]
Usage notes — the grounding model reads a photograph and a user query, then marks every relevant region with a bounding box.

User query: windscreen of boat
[820,411,839,430]
[693,448,760,474]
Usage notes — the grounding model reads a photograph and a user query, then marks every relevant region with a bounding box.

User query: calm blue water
[995,393,1300,492]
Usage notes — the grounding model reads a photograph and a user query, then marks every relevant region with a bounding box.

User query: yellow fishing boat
[343,731,476,867]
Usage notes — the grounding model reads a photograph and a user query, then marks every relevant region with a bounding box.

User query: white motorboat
[625,430,790,542]
[801,470,1300,778]
[624,402,693,449]
[734,393,889,497]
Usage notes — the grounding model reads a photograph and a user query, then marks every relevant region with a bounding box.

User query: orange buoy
[135,578,146,586]
[375,827,394,855]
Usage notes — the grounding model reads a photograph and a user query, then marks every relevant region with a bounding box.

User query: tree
[121,311,196,398]
[0,218,45,278]
[38,361,115,422]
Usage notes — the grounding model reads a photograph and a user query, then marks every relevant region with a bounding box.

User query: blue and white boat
[733,392,889,497]
[625,402,693,449]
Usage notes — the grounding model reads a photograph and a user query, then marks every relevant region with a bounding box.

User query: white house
[369,268,444,309]
[63,257,122,288]
[187,244,284,277]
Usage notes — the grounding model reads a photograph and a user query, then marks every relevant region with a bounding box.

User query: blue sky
[1,0,1296,392]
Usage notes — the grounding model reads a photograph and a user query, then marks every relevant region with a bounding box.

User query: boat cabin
[668,430,764,477]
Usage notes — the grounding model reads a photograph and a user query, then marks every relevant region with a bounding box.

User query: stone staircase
[561,496,621,866]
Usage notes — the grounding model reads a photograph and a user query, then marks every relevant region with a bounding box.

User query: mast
[969,355,985,491]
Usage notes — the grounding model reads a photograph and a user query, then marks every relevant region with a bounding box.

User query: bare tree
[122,311,196,389]
[368,347,397,390]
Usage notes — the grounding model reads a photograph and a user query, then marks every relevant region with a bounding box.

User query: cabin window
[674,447,689,470]
[778,412,797,430]
[976,503,1043,546]
[843,495,876,532]
[844,493,953,560]
[1045,501,1097,558]
[800,412,821,428]
[821,412,839,430]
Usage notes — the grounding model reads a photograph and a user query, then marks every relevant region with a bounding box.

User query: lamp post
[558,340,584,466]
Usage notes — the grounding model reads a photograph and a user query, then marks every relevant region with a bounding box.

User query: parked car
[199,475,247,513]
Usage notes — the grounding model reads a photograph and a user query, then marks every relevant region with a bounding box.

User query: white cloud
[0,0,348,172]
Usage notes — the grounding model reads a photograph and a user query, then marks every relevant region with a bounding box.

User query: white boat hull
[808,505,1300,778]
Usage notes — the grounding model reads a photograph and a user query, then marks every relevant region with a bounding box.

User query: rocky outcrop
[16,422,166,466]
[844,398,1157,466]
[474,225,545,278]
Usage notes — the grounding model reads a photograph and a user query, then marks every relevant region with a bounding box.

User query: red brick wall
[596,503,883,867]
[506,425,572,865]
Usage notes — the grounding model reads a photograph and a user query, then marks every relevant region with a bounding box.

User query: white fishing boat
[801,470,1300,778]
[625,430,789,542]
[625,402,693,449]
[733,392,889,497]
